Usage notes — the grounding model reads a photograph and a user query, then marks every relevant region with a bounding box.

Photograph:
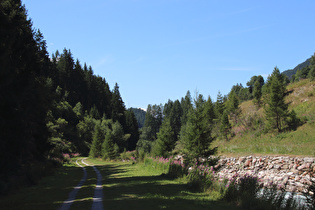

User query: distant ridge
[282,57,311,79]
[129,108,146,128]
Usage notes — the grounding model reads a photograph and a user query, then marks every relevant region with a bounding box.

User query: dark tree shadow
[95,164,240,210]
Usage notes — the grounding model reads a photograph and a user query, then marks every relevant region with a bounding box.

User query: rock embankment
[213,156,315,194]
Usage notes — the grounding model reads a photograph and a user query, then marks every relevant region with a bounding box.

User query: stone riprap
[213,156,315,195]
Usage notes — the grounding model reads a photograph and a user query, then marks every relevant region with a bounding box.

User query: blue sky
[22,0,315,109]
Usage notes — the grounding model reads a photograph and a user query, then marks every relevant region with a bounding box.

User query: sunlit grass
[0,158,241,209]
[215,79,315,157]
[94,160,240,210]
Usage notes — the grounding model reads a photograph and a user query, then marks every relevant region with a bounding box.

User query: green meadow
[0,158,240,210]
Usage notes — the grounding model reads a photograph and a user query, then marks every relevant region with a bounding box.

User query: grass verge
[0,158,84,210]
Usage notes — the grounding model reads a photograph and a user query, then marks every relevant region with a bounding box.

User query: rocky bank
[213,155,315,195]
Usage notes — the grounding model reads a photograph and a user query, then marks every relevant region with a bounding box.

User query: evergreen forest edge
[1,0,315,196]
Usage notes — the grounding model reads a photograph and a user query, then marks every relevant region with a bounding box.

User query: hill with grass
[214,79,315,156]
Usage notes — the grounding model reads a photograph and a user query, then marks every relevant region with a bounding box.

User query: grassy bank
[214,79,315,157]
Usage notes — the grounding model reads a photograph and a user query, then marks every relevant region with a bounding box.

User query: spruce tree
[152,119,175,157]
[102,132,116,160]
[181,91,193,125]
[111,83,127,130]
[125,110,139,151]
[180,94,216,165]
[214,91,225,118]
[89,122,104,158]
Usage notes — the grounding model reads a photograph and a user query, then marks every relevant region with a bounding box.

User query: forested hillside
[129,108,146,128]
[282,57,311,80]
[137,62,315,159]
[1,0,315,197]
[0,0,138,194]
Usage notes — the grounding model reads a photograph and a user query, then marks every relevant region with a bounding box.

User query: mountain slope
[282,58,311,79]
[129,108,146,128]
[213,79,315,156]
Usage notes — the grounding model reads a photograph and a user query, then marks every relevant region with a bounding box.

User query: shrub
[168,160,186,178]
[187,164,216,192]
[120,149,136,161]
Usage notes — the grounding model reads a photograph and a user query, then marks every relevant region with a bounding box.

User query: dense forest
[0,0,138,194]
[1,0,315,196]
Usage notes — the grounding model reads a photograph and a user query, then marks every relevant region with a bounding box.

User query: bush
[187,164,215,192]
[168,160,186,178]
[120,149,137,161]
[136,149,146,162]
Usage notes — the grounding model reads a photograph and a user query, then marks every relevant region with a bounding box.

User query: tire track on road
[82,159,104,210]
[59,158,87,210]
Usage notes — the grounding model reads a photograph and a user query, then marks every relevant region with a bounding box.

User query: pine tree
[253,80,262,106]
[308,53,315,81]
[226,90,240,123]
[220,110,231,141]
[125,110,139,151]
[111,83,127,130]
[181,91,193,125]
[170,100,183,142]
[180,94,216,165]
[141,104,162,141]
[89,122,104,158]
[214,91,225,118]
[264,67,289,132]
[152,119,175,157]
[102,132,116,160]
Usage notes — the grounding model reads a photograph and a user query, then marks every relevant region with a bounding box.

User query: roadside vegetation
[1,157,314,210]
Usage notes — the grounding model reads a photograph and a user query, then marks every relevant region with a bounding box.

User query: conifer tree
[308,53,315,81]
[180,94,216,165]
[214,91,225,118]
[0,0,51,188]
[89,122,104,158]
[111,83,127,130]
[264,67,289,132]
[125,110,139,151]
[253,80,262,106]
[152,119,175,157]
[226,90,240,123]
[220,110,231,141]
[102,132,116,160]
[141,104,162,141]
[181,91,193,125]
